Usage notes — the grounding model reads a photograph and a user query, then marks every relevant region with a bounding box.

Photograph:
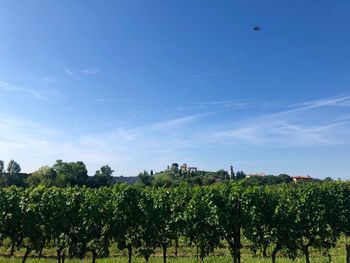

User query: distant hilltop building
[180,163,198,172]
[291,175,312,183]
[246,173,266,178]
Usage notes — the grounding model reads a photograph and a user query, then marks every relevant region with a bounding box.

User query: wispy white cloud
[94,98,147,103]
[0,114,136,174]
[59,63,100,79]
[35,77,58,84]
[211,95,350,147]
[213,120,350,147]
[0,112,202,175]
[150,114,203,131]
[80,128,139,147]
[0,114,60,137]
[186,100,248,109]
[0,79,66,100]
[1,95,349,176]
[285,96,350,113]
[0,80,44,99]
[62,67,80,80]
[81,68,100,75]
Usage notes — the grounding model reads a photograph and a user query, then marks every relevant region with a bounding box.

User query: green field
[0,254,345,263]
[0,236,348,263]
[0,257,345,263]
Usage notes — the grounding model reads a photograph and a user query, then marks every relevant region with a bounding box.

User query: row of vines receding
[0,182,349,263]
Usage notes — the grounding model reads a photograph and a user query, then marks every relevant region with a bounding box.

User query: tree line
[1,159,323,188]
[0,160,114,188]
[0,182,349,263]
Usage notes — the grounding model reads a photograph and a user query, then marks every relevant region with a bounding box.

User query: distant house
[291,175,312,183]
[246,173,266,178]
[188,167,198,172]
[180,163,198,173]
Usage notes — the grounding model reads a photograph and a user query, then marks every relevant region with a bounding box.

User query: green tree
[152,173,174,187]
[136,171,153,186]
[7,160,21,174]
[323,176,334,182]
[215,170,230,181]
[236,171,246,180]
[25,173,41,186]
[170,163,179,173]
[53,160,88,186]
[5,160,23,186]
[93,165,114,187]
[277,174,292,183]
[27,166,57,187]
[0,160,4,174]
[0,160,4,185]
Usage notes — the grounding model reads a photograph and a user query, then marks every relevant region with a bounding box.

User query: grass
[0,256,346,263]
[0,237,348,263]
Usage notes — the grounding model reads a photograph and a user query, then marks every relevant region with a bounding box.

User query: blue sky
[1,1,350,178]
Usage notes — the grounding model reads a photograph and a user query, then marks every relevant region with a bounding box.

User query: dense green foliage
[0,182,349,263]
[0,160,117,188]
[0,159,306,188]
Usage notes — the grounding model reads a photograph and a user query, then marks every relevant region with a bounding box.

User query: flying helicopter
[253,26,262,31]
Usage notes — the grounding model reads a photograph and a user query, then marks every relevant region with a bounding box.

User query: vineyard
[0,182,349,263]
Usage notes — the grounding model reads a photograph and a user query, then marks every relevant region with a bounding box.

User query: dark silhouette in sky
[253,26,261,31]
